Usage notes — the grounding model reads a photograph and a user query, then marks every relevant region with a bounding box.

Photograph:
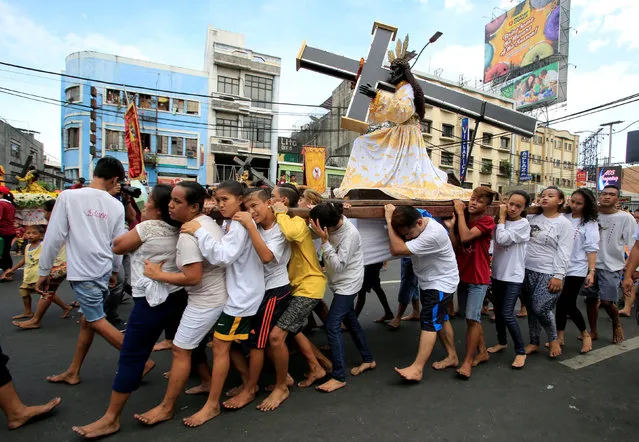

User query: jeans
[112,290,188,393]
[325,294,374,382]
[491,279,525,355]
[70,273,111,323]
[397,258,419,306]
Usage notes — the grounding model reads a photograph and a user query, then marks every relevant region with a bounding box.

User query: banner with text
[519,150,530,181]
[304,146,326,194]
[597,166,622,191]
[460,118,469,181]
[124,102,146,180]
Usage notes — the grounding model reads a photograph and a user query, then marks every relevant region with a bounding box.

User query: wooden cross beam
[9,158,72,184]
[233,156,275,188]
[296,22,537,137]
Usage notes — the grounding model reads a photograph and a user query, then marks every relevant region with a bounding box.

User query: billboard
[576,169,587,187]
[484,0,561,83]
[597,166,622,191]
[499,61,561,110]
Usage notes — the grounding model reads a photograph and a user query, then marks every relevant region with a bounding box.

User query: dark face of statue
[389,63,405,85]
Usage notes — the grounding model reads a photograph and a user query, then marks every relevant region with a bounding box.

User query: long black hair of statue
[392,60,425,120]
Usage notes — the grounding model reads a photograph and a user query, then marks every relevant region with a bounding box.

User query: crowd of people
[1,156,638,437]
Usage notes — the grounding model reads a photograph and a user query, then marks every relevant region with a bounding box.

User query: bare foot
[432,356,458,370]
[257,386,289,412]
[524,344,539,355]
[316,354,333,373]
[516,307,527,318]
[350,361,376,376]
[183,404,220,428]
[152,339,172,352]
[225,384,244,398]
[394,365,423,382]
[222,386,257,409]
[297,367,326,388]
[472,352,490,367]
[619,310,631,318]
[511,354,526,369]
[487,344,507,354]
[265,373,294,392]
[374,314,394,323]
[613,324,624,344]
[578,331,598,341]
[388,318,400,330]
[60,306,74,319]
[12,313,34,320]
[456,364,472,379]
[46,370,80,385]
[12,320,40,329]
[134,404,174,426]
[142,360,156,377]
[185,383,210,395]
[315,378,346,393]
[401,313,419,321]
[7,397,61,430]
[72,415,120,438]
[548,341,562,358]
[580,334,593,354]
[162,371,170,379]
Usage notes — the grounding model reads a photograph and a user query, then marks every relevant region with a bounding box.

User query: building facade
[0,119,44,185]
[205,28,281,183]
[61,52,209,185]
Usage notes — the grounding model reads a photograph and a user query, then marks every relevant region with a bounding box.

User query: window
[500,137,510,149]
[442,124,454,138]
[157,96,170,111]
[139,94,153,109]
[481,158,492,173]
[156,135,169,154]
[105,130,122,150]
[66,127,80,149]
[244,74,273,109]
[521,136,531,143]
[567,143,572,151]
[217,117,239,138]
[66,86,80,103]
[482,132,493,145]
[173,99,185,113]
[244,116,272,149]
[10,140,20,158]
[469,129,475,141]
[462,182,473,189]
[186,139,198,157]
[426,148,433,157]
[186,100,199,115]
[467,155,474,169]
[421,120,432,134]
[441,152,454,166]
[171,137,185,155]
[105,89,121,105]
[218,76,240,95]
[140,133,151,151]
[554,159,561,167]
[480,183,492,188]
[535,135,543,144]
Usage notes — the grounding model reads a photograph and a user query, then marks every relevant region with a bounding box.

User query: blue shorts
[580,269,621,303]
[458,283,489,323]
[420,289,452,332]
[69,273,111,323]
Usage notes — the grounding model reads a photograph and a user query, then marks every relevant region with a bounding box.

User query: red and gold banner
[304,146,326,194]
[124,102,145,180]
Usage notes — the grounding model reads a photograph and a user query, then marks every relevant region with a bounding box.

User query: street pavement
[1,260,638,441]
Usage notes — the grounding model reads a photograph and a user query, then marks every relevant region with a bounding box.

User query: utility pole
[600,120,624,165]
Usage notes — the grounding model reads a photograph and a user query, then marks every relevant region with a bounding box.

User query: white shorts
[173,304,224,350]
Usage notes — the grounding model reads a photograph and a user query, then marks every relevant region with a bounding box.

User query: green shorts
[213,312,252,342]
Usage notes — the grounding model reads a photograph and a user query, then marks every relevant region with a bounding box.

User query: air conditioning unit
[186,151,196,158]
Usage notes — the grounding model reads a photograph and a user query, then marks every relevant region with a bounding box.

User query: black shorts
[0,344,12,388]
[361,262,384,293]
[419,289,452,332]
[248,285,292,349]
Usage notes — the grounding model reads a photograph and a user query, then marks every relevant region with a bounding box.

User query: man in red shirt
[448,187,496,379]
[0,185,17,275]
[70,177,85,189]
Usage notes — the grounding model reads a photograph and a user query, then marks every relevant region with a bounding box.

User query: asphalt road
[1,260,638,441]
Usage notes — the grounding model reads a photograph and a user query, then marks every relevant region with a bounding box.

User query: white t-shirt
[176,215,227,308]
[130,220,180,297]
[320,217,364,295]
[195,219,265,317]
[563,214,600,277]
[39,187,125,280]
[406,218,459,293]
[258,223,291,291]
[525,214,574,279]
[492,218,530,283]
[596,211,636,272]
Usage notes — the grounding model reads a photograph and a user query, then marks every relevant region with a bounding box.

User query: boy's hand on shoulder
[272,202,288,214]
[181,220,201,235]
[232,211,254,228]
[384,204,396,223]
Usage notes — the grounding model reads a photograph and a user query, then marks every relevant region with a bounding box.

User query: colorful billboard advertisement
[499,62,561,110]
[484,0,561,83]
[576,169,588,187]
[597,166,622,191]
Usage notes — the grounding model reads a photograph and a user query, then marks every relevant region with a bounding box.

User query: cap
[0,185,11,195]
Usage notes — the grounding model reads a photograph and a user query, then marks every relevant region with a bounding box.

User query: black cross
[233,156,274,188]
[8,154,72,186]
[296,21,537,138]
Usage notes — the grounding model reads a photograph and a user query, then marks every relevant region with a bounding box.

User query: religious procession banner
[124,102,146,180]
[304,146,326,194]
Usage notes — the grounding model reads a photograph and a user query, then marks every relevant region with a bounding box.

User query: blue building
[61,51,209,186]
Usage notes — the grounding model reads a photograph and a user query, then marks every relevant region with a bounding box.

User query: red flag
[124,102,145,180]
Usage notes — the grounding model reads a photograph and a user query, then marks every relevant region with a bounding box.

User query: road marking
[560,336,639,370]
[381,280,401,285]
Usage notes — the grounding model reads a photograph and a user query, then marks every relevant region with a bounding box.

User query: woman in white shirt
[524,186,574,359]
[73,184,184,438]
[487,190,530,368]
[557,188,599,354]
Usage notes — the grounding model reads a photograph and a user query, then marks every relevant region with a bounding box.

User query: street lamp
[600,120,624,165]
[411,31,443,68]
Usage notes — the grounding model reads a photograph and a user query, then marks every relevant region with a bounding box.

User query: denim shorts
[580,269,621,302]
[69,273,111,323]
[458,283,489,323]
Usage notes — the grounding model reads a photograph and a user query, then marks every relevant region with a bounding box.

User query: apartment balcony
[210,135,272,158]
[211,96,250,114]
[213,43,281,76]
